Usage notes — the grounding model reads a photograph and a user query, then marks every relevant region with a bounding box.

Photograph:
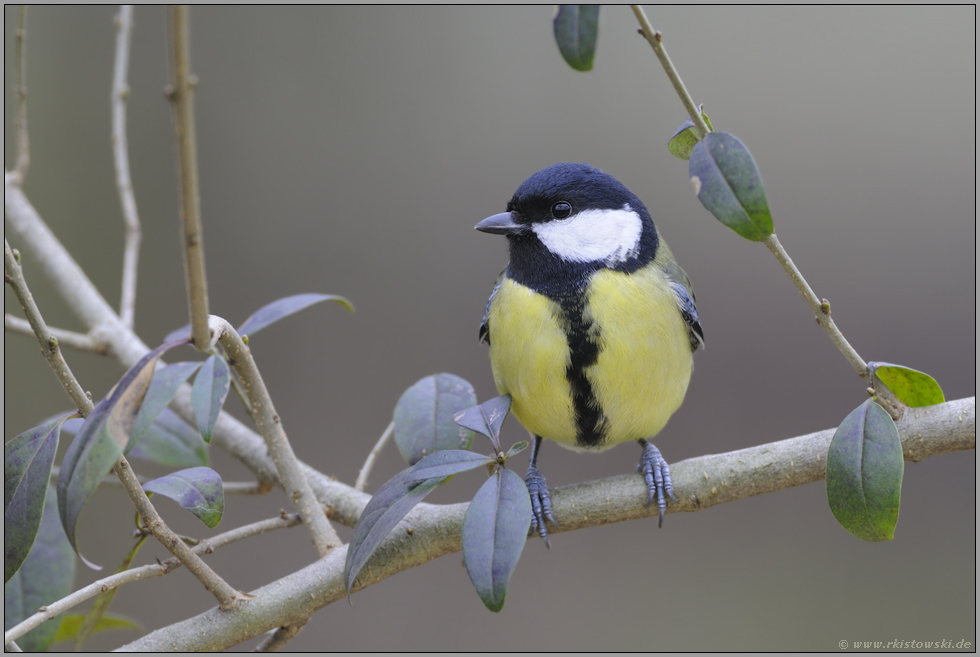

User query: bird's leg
[637,438,677,528]
[526,435,558,547]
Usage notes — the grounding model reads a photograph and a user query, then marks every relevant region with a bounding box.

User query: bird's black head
[476,163,659,296]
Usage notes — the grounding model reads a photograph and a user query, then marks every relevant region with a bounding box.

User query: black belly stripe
[556,293,606,448]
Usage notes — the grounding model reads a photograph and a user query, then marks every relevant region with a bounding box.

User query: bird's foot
[526,463,558,547]
[637,440,677,528]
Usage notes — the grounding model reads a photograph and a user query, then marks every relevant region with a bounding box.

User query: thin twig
[5,313,107,354]
[254,620,308,652]
[4,240,94,415]
[112,5,142,330]
[4,513,302,646]
[166,5,210,351]
[13,5,30,181]
[355,421,394,491]
[211,316,342,556]
[631,5,710,138]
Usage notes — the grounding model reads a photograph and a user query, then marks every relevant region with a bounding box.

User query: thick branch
[120,396,974,651]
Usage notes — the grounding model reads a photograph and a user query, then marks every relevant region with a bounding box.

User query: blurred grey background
[4,6,975,651]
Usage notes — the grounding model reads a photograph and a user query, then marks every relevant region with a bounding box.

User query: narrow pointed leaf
[453,394,512,451]
[345,450,492,593]
[237,293,354,337]
[462,468,532,612]
[869,362,945,408]
[191,355,230,443]
[53,613,142,645]
[143,467,224,528]
[5,417,65,582]
[393,374,477,465]
[162,323,191,344]
[553,5,599,72]
[826,399,904,542]
[71,535,147,650]
[57,340,182,568]
[668,104,713,160]
[689,132,773,241]
[4,485,75,652]
[130,361,201,452]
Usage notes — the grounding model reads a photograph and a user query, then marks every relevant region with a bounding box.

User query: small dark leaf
[462,468,532,612]
[345,450,492,594]
[130,361,202,452]
[57,340,182,568]
[553,5,599,71]
[237,293,354,337]
[5,417,65,582]
[504,441,529,460]
[393,374,478,465]
[667,104,713,160]
[869,362,945,408]
[453,395,513,452]
[826,399,904,542]
[689,132,773,241]
[191,355,231,443]
[53,612,142,645]
[143,467,224,528]
[4,485,75,652]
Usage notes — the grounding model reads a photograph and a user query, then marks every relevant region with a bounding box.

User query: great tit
[476,162,703,544]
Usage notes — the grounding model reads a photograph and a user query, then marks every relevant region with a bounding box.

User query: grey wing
[664,261,704,353]
[479,271,505,345]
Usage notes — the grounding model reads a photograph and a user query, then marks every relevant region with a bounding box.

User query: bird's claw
[638,441,676,528]
[525,464,558,547]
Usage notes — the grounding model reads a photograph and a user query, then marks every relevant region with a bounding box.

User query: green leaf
[453,394,512,453]
[393,374,478,465]
[4,485,75,652]
[345,450,492,594]
[237,293,353,337]
[462,468,531,612]
[689,132,773,241]
[553,5,599,71]
[53,612,142,645]
[504,440,529,460]
[143,467,224,528]
[668,104,713,160]
[826,399,904,542]
[128,409,209,468]
[191,355,230,443]
[5,417,65,582]
[869,362,945,408]
[57,340,181,569]
[130,361,201,452]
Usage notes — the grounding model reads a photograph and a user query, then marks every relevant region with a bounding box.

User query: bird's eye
[551,201,572,219]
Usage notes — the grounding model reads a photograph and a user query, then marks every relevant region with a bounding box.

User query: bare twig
[4,513,302,646]
[355,421,394,491]
[12,5,30,181]
[211,316,342,556]
[166,5,210,351]
[112,5,142,330]
[5,313,107,354]
[254,620,308,652]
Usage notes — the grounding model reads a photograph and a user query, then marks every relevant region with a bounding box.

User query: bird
[475,162,703,545]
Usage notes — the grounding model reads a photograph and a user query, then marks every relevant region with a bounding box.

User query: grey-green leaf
[128,409,209,468]
[237,293,353,338]
[57,340,181,569]
[462,468,531,612]
[689,132,773,241]
[453,394,512,452]
[393,373,478,465]
[826,399,904,542]
[667,104,713,160]
[53,612,143,645]
[345,450,492,594]
[4,485,76,652]
[869,362,945,408]
[130,361,201,453]
[191,355,230,443]
[553,5,599,72]
[5,417,64,582]
[143,467,224,529]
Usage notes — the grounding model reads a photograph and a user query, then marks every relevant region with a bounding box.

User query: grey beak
[475,212,523,235]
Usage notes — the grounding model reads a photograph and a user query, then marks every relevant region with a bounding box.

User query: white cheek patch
[531,204,642,265]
